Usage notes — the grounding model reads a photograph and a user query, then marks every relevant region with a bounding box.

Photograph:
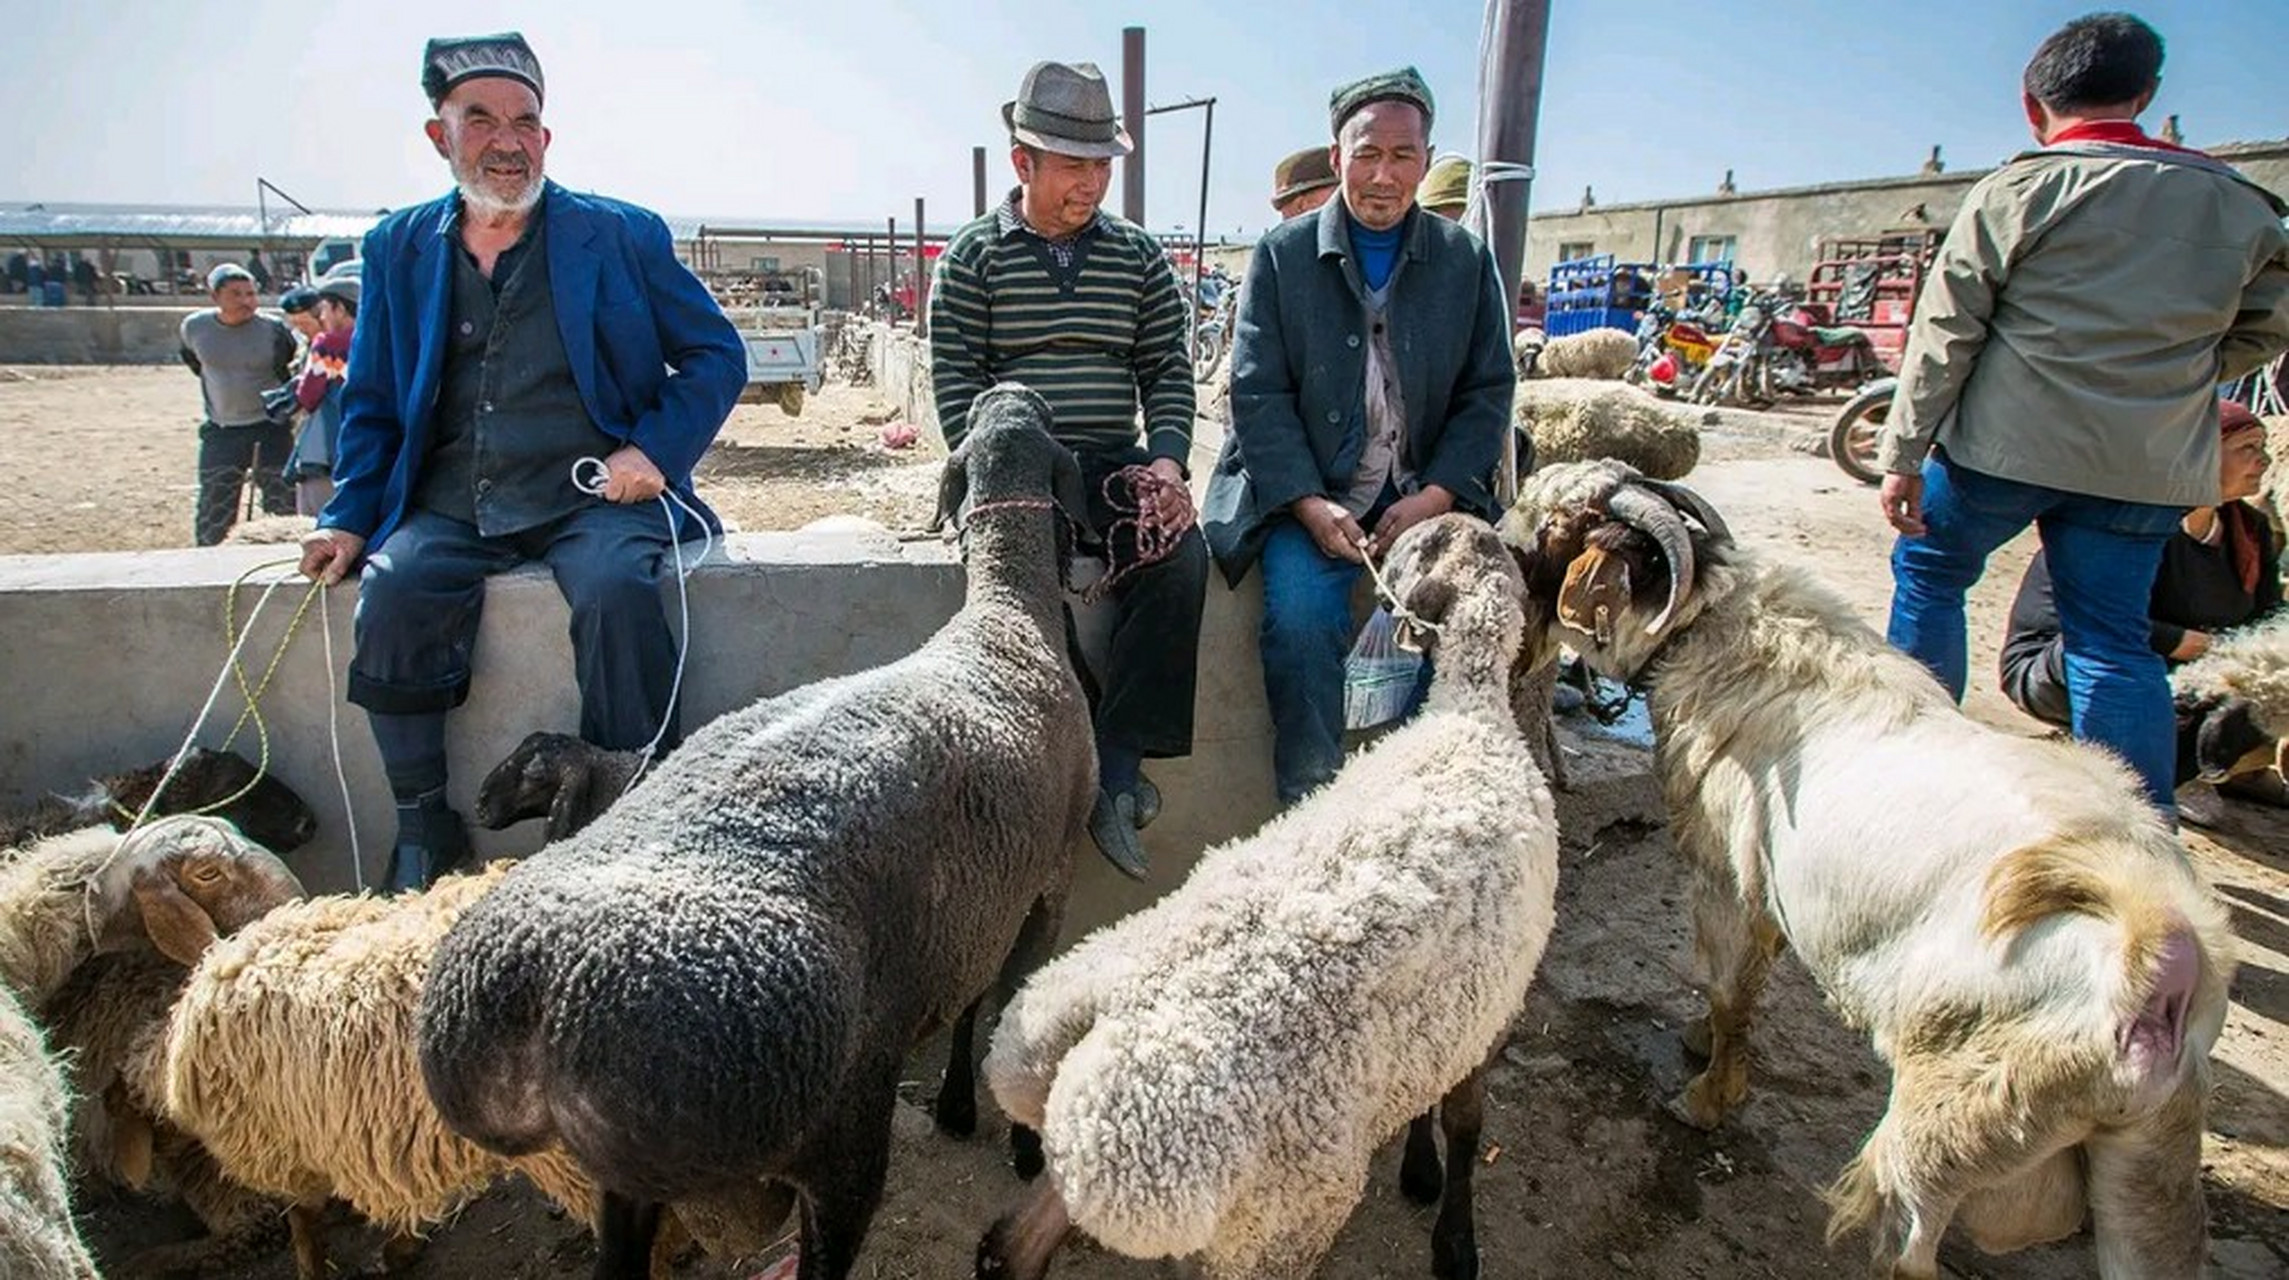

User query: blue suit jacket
[322,181,746,548]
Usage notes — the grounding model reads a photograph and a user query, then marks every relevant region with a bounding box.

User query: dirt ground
[10,367,2283,1277]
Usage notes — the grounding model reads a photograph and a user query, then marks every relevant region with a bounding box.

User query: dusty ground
[15,368,2285,1277]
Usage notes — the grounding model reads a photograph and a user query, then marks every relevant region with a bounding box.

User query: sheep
[1514,378,1700,480]
[474,730,646,841]
[0,816,304,1280]
[417,382,1100,1280]
[2172,610,2289,785]
[2,746,319,853]
[2253,413,2289,538]
[1501,460,2238,1278]
[1511,325,1546,375]
[40,950,285,1278]
[1524,326,1637,381]
[976,514,1562,1280]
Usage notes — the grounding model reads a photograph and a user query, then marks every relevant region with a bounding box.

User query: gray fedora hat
[1002,61,1133,159]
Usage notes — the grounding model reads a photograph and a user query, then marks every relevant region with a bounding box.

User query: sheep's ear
[929,440,972,534]
[545,756,596,841]
[1556,546,1632,649]
[1052,445,1098,544]
[131,868,220,966]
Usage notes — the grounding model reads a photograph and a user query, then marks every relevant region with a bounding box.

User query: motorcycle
[1687,295,1771,408]
[1759,298,1889,397]
[1189,268,1237,376]
[1627,301,1725,397]
[1826,376,1897,485]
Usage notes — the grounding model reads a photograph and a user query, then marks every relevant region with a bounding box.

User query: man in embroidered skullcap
[928,59,1206,879]
[298,31,745,891]
[1204,65,1516,807]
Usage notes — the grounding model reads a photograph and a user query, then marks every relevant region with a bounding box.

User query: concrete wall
[0,533,1281,942]
[0,305,202,363]
[869,324,942,443]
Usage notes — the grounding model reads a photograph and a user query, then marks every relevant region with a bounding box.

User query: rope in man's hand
[1082,465,1195,605]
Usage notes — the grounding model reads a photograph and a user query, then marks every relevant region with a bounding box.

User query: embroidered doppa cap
[1328,66,1434,136]
[422,32,544,109]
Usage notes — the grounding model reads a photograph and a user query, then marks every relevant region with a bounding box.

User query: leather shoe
[1088,789,1150,880]
[1131,775,1162,830]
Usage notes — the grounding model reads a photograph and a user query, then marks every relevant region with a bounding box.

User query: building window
[1687,235,1737,265]
[752,255,781,271]
[1556,241,1595,263]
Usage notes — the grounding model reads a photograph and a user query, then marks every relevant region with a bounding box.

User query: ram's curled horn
[1606,484,1696,635]
[1636,477,1733,545]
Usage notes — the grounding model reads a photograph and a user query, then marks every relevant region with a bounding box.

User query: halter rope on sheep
[569,456,714,795]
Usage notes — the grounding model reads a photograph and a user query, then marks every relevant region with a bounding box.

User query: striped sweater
[929,197,1195,466]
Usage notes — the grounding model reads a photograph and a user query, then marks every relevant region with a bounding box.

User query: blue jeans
[1887,452,2183,812]
[350,503,686,753]
[1258,514,1431,804]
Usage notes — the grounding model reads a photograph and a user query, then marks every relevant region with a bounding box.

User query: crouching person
[298,31,743,891]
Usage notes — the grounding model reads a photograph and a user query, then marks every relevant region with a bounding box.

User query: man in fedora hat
[1203,67,1516,807]
[929,58,1206,880]
[1270,145,1339,220]
[297,31,745,891]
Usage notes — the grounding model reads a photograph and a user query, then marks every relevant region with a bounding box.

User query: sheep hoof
[1679,1015,1712,1061]
[1667,1076,1732,1131]
[1010,1124,1045,1180]
[381,1231,426,1272]
[935,1084,979,1138]
[1432,1231,1480,1280]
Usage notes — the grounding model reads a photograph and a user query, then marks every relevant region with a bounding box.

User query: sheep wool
[0,985,99,1280]
[1516,377,1700,479]
[986,516,1559,1278]
[2176,610,2289,734]
[1526,327,1636,381]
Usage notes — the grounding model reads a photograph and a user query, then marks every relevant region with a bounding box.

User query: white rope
[569,457,711,794]
[317,581,363,893]
[1353,532,1444,644]
[123,573,295,835]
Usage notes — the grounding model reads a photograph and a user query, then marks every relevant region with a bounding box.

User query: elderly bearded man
[1203,67,1516,807]
[299,32,744,891]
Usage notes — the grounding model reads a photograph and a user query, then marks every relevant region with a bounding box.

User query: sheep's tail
[1980,831,2228,1086]
[1821,1142,1897,1261]
[982,982,1104,1132]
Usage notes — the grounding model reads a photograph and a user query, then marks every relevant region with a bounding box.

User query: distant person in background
[71,253,97,303]
[284,274,359,515]
[180,263,298,544]
[1417,154,1472,220]
[246,249,272,293]
[5,251,26,295]
[1269,145,1339,221]
[278,284,323,342]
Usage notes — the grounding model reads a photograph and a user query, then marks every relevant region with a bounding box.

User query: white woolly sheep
[1504,461,2237,1278]
[977,514,1561,1280]
[1515,378,1700,480]
[1524,327,1637,381]
[418,384,1101,1279]
[2253,413,2289,538]
[2172,609,2289,784]
[0,817,303,1280]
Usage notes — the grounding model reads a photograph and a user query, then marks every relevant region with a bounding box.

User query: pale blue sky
[4,1,2281,236]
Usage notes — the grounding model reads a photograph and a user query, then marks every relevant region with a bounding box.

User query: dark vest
[415,219,615,534]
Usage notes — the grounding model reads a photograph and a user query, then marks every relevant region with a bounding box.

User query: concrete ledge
[0,306,199,363]
[0,534,1279,936]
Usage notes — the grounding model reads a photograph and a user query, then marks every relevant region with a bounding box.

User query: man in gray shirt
[180,263,297,544]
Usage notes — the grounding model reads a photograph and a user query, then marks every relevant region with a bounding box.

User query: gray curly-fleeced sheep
[976,514,1562,1280]
[418,383,1101,1280]
[1515,378,1701,479]
[2172,610,2289,784]
[1524,327,1637,381]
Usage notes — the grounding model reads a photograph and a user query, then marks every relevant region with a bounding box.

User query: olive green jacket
[1878,142,2289,507]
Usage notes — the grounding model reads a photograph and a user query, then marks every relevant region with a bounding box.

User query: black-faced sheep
[2172,610,2289,785]
[2,746,318,854]
[976,515,1562,1280]
[1502,460,2237,1279]
[0,817,304,1280]
[418,383,1101,1280]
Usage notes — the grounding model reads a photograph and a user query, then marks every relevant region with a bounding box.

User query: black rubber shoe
[1087,789,1150,880]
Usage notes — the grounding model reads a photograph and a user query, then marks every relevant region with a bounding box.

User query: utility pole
[1121,26,1146,224]
[1145,96,1217,313]
[1464,0,1552,503]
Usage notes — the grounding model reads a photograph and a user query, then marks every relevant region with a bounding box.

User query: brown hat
[1417,155,1473,211]
[1002,61,1133,159]
[2220,399,2262,434]
[1271,146,1338,209]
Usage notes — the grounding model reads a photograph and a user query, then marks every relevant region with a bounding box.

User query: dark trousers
[1077,447,1209,760]
[349,504,686,757]
[195,421,296,545]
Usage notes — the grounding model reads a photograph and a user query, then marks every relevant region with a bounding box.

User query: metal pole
[973,146,989,218]
[1194,99,1214,309]
[913,197,928,337]
[886,216,897,320]
[1122,26,1146,225]
[1465,0,1552,505]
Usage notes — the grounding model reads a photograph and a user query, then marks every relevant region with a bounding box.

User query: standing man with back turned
[1879,12,2289,817]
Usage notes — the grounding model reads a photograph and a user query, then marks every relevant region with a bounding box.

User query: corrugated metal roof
[0,202,384,245]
